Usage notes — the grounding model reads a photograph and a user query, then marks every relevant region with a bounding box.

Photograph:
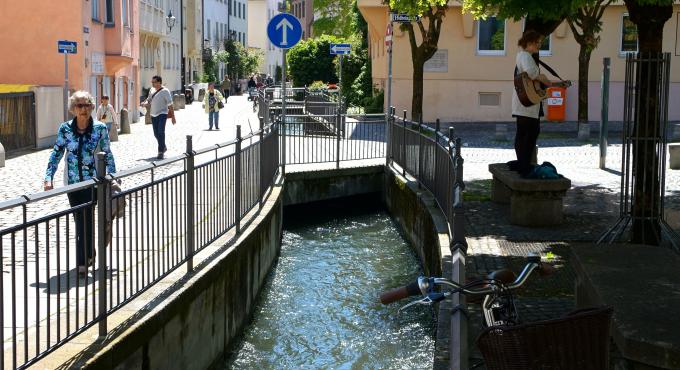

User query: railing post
[435,118,441,146]
[599,57,611,169]
[336,112,341,169]
[259,114,265,210]
[402,110,407,177]
[186,135,195,272]
[281,116,286,176]
[95,153,108,337]
[417,117,423,187]
[235,125,242,234]
[387,106,395,166]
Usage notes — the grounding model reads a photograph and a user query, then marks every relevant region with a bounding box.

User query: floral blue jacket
[44,118,117,184]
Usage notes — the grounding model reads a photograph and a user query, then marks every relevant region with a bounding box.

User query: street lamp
[166,10,176,33]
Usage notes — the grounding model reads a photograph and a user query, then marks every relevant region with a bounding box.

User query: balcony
[139,0,166,37]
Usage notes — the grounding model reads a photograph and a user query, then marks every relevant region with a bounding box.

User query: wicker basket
[476,306,613,370]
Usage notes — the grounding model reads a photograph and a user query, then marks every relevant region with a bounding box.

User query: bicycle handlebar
[379,255,554,305]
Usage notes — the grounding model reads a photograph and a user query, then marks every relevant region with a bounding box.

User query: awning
[0,84,33,93]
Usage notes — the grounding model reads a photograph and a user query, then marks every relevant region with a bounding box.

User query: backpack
[525,161,562,180]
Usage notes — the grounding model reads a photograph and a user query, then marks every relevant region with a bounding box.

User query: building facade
[358,2,680,122]
[0,0,140,140]
[205,0,248,81]
[290,0,313,39]
[139,0,182,94]
[248,0,283,78]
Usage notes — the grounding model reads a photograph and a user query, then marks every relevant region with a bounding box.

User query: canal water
[224,197,435,369]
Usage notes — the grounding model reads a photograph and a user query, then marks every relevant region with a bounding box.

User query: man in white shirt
[96,95,118,134]
[142,75,175,159]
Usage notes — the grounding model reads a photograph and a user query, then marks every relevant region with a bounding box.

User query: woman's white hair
[68,90,96,111]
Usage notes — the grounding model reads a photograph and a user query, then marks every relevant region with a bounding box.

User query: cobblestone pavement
[455,122,680,367]
[0,95,260,203]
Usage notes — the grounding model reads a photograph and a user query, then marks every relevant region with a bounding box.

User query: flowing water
[224,203,435,369]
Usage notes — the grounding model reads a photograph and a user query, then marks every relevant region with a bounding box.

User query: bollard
[0,141,5,168]
[119,108,131,134]
[172,94,180,110]
[495,123,508,141]
[531,145,538,165]
[599,57,611,169]
[108,119,119,142]
[179,94,186,109]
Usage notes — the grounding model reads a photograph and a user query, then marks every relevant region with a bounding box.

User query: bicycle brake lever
[398,296,433,313]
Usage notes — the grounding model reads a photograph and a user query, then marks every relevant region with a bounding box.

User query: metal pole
[186,136,195,272]
[386,23,393,115]
[599,57,611,170]
[235,125,242,234]
[95,153,108,337]
[336,112,341,169]
[402,110,407,177]
[64,53,69,121]
[180,0,186,90]
[339,55,343,114]
[282,49,287,176]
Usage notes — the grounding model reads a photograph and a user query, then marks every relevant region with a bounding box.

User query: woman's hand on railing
[43,181,53,191]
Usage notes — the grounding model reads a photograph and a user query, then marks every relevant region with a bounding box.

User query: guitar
[515,72,572,107]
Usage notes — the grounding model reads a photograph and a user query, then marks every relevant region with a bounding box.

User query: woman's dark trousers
[514,116,540,175]
[68,188,95,267]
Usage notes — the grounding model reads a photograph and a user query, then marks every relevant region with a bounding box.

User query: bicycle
[379,253,613,370]
[249,87,259,112]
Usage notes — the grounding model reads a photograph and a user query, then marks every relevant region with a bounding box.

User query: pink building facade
[0,0,140,123]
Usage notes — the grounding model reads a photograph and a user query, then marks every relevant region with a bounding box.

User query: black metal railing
[388,107,467,370]
[0,122,279,369]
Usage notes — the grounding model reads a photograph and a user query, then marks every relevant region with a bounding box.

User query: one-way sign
[391,13,421,22]
[57,40,78,54]
[330,43,351,55]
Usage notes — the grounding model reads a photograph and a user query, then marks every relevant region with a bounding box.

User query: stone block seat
[572,244,680,369]
[488,163,571,226]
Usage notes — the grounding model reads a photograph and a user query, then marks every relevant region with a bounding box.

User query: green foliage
[275,65,282,84]
[287,35,342,87]
[312,0,356,36]
[202,55,217,83]
[363,90,384,114]
[348,58,372,107]
[223,40,263,79]
[462,0,590,22]
[389,0,447,16]
[308,81,327,91]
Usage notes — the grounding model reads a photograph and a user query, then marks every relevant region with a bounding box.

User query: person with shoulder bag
[141,75,175,159]
[96,95,118,135]
[204,82,224,130]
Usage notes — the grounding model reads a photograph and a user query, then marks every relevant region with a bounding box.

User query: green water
[224,209,435,369]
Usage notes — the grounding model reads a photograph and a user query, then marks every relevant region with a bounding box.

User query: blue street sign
[267,13,303,49]
[58,40,78,54]
[330,43,351,55]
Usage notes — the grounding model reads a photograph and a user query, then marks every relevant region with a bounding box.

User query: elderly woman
[44,90,117,275]
[203,82,224,130]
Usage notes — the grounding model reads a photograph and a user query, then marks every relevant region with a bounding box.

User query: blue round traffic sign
[267,13,303,49]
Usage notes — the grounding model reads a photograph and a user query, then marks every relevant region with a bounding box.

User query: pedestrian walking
[43,90,117,275]
[96,95,118,135]
[204,82,224,130]
[222,76,231,100]
[141,75,175,159]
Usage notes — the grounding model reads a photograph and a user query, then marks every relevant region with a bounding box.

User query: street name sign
[330,43,351,55]
[267,13,303,49]
[57,40,77,54]
[390,13,421,22]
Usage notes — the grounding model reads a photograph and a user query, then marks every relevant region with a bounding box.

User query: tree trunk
[577,45,592,124]
[624,0,672,245]
[412,55,425,122]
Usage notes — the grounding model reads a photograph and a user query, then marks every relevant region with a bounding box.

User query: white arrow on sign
[276,18,294,46]
[330,44,351,54]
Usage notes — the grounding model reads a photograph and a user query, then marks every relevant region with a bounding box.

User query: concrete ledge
[283,165,384,206]
[384,167,453,369]
[34,181,284,369]
[489,163,571,226]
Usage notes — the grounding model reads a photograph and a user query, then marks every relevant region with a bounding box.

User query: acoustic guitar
[515,72,572,107]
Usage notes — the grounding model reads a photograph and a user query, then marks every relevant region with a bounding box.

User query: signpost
[58,40,77,121]
[330,43,351,113]
[267,13,302,175]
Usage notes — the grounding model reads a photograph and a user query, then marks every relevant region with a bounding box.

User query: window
[302,1,305,18]
[92,0,100,20]
[105,0,114,24]
[122,0,129,26]
[238,2,241,18]
[207,20,211,42]
[477,16,505,55]
[621,14,638,53]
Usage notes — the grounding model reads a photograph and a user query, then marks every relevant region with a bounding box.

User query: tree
[389,0,448,121]
[623,0,673,244]
[223,40,263,79]
[567,1,613,125]
[312,0,355,36]
[287,35,341,87]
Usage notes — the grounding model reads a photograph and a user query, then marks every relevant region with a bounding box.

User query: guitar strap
[514,59,565,82]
